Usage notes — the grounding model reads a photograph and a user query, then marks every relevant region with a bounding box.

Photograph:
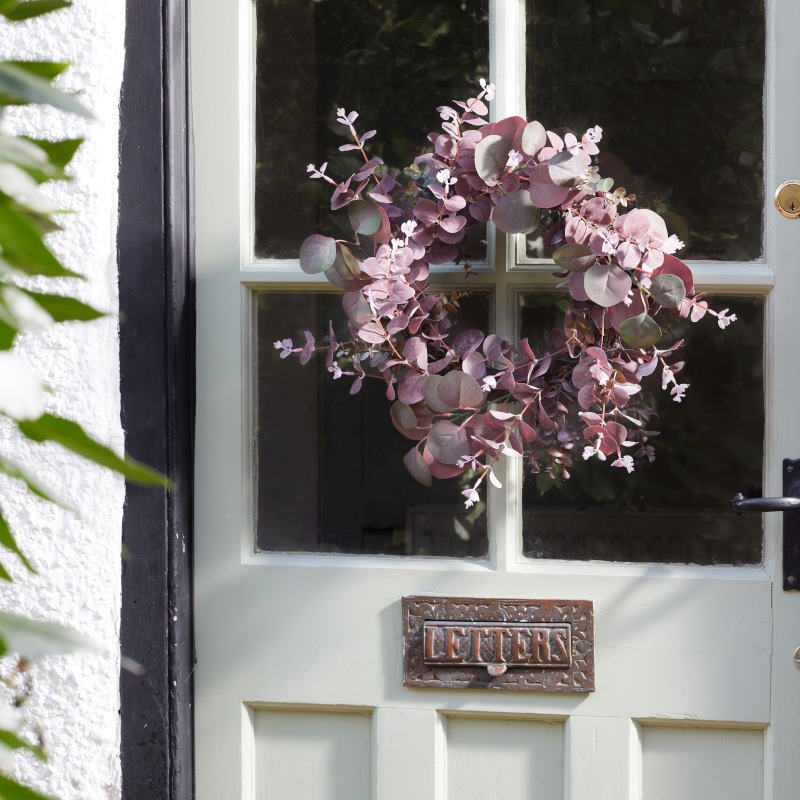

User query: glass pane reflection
[255,0,489,259]
[525,0,765,262]
[519,294,763,565]
[255,292,489,556]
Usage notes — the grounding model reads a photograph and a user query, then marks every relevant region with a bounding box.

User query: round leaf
[547,150,586,188]
[528,163,570,208]
[619,312,663,349]
[403,446,432,487]
[299,234,336,274]
[521,120,546,156]
[347,199,382,235]
[324,245,361,287]
[342,290,372,325]
[423,375,452,413]
[649,273,686,309]
[584,263,632,308]
[474,134,510,183]
[553,243,595,272]
[427,420,470,465]
[438,371,484,409]
[492,190,541,234]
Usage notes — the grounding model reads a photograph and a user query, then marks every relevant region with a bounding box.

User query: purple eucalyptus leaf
[492,190,541,234]
[474,134,510,183]
[583,263,632,308]
[547,150,588,188]
[552,243,595,272]
[619,312,662,349]
[438,371,483,409]
[398,371,426,404]
[649,273,686,309]
[462,351,486,379]
[403,445,432,486]
[343,290,372,325]
[299,234,337,274]
[427,420,470,465]
[423,374,452,412]
[348,199,382,235]
[521,120,546,156]
[452,329,484,358]
[529,164,570,208]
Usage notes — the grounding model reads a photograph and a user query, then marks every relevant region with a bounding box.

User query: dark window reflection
[255,0,490,259]
[525,0,765,261]
[519,294,763,565]
[255,292,489,556]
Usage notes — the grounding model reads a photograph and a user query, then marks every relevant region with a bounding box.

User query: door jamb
[118,1,195,798]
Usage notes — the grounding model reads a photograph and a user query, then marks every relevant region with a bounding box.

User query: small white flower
[662,234,685,254]
[400,220,417,238]
[462,487,480,509]
[623,290,634,307]
[584,125,603,143]
[671,383,690,403]
[274,338,293,359]
[589,363,611,384]
[611,455,635,473]
[506,149,523,170]
[582,445,597,461]
[717,308,737,329]
[481,375,497,391]
[306,163,315,172]
[336,107,346,117]
[436,167,456,187]
[661,366,674,390]
[479,78,496,101]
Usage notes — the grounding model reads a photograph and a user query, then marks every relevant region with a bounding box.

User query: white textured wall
[0,3,126,799]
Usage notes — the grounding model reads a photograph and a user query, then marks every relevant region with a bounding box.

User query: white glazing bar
[488,0,526,570]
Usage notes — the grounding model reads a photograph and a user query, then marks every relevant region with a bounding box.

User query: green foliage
[0,4,167,795]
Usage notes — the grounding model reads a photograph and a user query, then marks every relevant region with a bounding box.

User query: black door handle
[730,492,800,513]
[731,460,800,590]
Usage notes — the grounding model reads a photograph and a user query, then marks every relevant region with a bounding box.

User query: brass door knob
[775,180,800,218]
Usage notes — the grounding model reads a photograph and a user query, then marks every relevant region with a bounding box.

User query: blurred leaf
[20,290,104,322]
[17,414,172,487]
[0,455,70,509]
[22,136,81,170]
[4,61,68,81]
[0,730,45,761]
[0,205,79,277]
[0,610,92,660]
[0,774,54,800]
[0,63,90,118]
[0,505,34,574]
[0,0,71,20]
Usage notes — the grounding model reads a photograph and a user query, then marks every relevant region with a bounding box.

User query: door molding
[118,1,195,798]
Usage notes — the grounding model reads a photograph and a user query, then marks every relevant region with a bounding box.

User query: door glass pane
[254,0,490,259]
[525,0,765,262]
[255,291,489,556]
[519,293,763,565]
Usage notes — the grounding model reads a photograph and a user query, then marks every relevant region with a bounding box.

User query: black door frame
[118,1,194,798]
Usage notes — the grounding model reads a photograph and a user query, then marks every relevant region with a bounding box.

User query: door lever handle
[732,460,800,590]
[730,492,800,514]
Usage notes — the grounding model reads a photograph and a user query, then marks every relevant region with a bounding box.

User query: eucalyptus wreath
[279,80,735,508]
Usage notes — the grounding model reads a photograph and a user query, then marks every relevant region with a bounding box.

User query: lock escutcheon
[775,181,800,218]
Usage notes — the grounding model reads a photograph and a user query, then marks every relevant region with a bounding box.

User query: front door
[192,1,800,797]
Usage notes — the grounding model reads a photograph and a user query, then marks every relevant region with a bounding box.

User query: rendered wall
[0,3,126,798]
